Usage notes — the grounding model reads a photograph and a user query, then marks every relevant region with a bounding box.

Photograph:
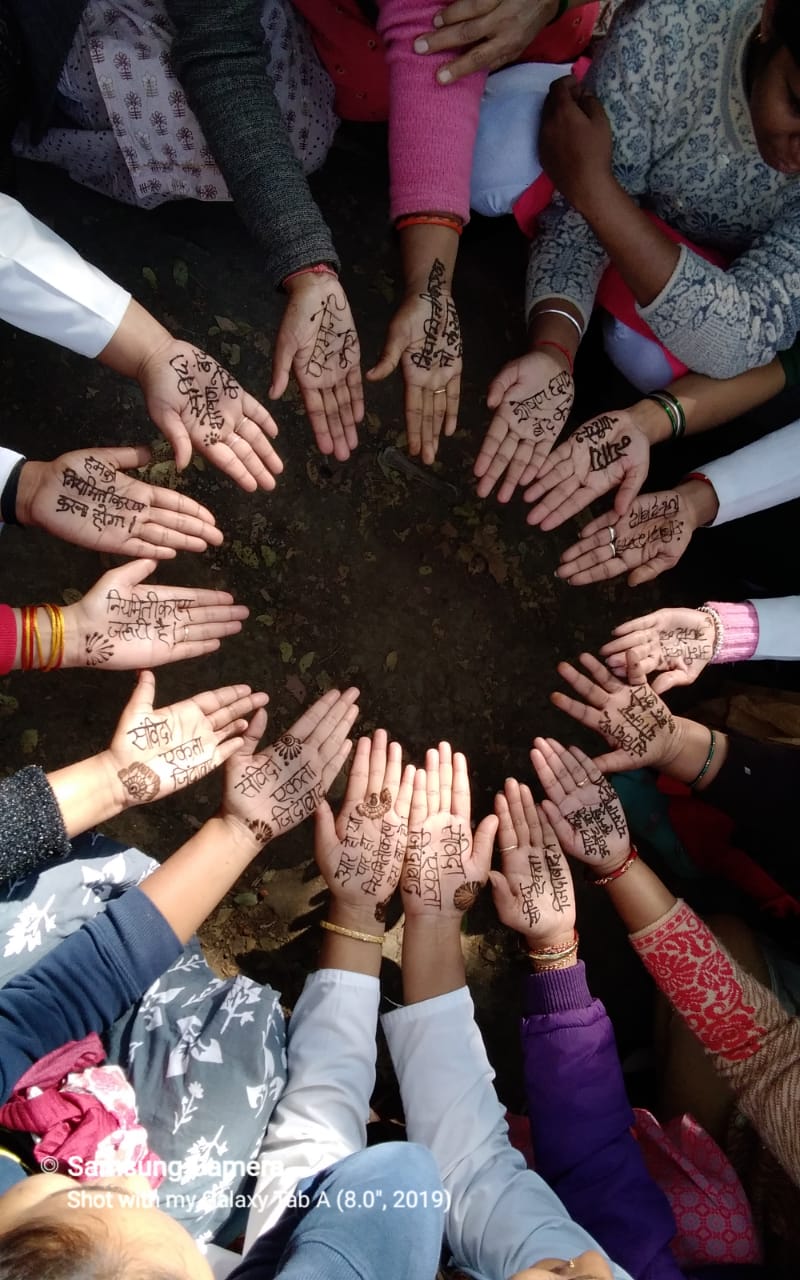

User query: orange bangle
[20,606,34,671]
[532,338,574,374]
[395,215,463,236]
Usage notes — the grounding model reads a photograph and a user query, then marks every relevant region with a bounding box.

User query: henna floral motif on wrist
[85,632,114,667]
[453,880,483,911]
[245,818,273,846]
[117,762,160,801]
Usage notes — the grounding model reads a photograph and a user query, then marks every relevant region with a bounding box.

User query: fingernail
[437,67,451,84]
[433,12,444,25]
[414,37,429,52]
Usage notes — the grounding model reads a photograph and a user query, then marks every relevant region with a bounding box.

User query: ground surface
[0,133,778,1108]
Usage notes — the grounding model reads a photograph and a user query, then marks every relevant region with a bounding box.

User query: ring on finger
[432,388,447,396]
[498,843,518,852]
[608,525,617,557]
[184,626,189,642]
[575,775,589,785]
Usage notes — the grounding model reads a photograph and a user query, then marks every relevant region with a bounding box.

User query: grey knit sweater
[0,766,70,883]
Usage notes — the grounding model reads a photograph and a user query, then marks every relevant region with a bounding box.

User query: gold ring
[432,388,447,395]
[498,844,518,852]
[575,775,589,785]
[184,626,189,642]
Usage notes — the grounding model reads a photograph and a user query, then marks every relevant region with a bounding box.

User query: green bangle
[688,729,716,788]
[548,0,569,23]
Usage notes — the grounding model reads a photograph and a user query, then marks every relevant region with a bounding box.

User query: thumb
[124,669,156,718]
[488,869,517,922]
[486,363,517,410]
[241,708,269,757]
[613,463,646,517]
[628,561,667,588]
[269,322,298,399]
[151,408,191,472]
[591,748,635,774]
[472,814,499,877]
[626,648,649,687]
[314,799,339,862]
[93,444,153,473]
[366,327,405,382]
[106,557,158,591]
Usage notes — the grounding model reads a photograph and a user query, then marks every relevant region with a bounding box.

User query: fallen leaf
[418,565,433,576]
[142,267,158,290]
[298,651,315,674]
[0,694,18,718]
[255,612,275,627]
[221,341,241,367]
[215,315,239,333]
[384,651,398,672]
[232,540,259,569]
[279,641,293,663]
[173,259,189,288]
[21,729,38,755]
[61,587,83,605]
[261,545,277,568]
[234,892,258,907]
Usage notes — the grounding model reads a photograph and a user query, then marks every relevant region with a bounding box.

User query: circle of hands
[474,351,574,503]
[271,276,364,463]
[368,283,463,466]
[601,607,716,694]
[138,339,284,493]
[523,411,651,531]
[557,487,694,587]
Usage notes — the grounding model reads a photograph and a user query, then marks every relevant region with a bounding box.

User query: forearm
[401,916,465,1003]
[399,224,459,294]
[656,717,729,792]
[319,900,386,979]
[576,177,680,309]
[96,297,172,381]
[629,360,788,446]
[527,298,584,364]
[0,767,71,884]
[46,753,126,839]
[137,815,260,942]
[602,856,677,935]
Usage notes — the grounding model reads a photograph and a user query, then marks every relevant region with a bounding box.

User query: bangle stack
[688,728,717,788]
[19,605,65,672]
[394,214,463,236]
[320,919,384,947]
[698,604,724,661]
[643,390,686,439]
[589,846,639,887]
[528,927,579,969]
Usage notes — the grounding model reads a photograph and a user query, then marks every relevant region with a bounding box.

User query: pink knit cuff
[378,0,484,222]
[704,601,759,664]
[0,604,17,675]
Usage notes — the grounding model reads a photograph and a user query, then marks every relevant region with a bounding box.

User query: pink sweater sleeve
[377,0,486,221]
[704,601,759,664]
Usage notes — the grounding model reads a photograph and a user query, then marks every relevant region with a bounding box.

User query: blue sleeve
[522,963,683,1280]
[0,888,180,1101]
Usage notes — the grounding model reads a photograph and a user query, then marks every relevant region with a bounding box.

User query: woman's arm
[166,0,338,289]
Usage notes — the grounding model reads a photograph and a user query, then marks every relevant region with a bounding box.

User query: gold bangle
[320,919,384,946]
[528,942,579,964]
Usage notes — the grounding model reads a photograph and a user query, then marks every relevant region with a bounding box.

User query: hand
[15,446,222,558]
[539,76,614,214]
[601,608,716,694]
[556,489,694,586]
[523,411,650,529]
[138,339,284,492]
[62,559,248,670]
[400,743,498,921]
[104,670,267,811]
[551,650,685,773]
[488,779,575,949]
[530,738,630,873]
[474,350,573,501]
[367,264,462,465]
[315,730,415,922]
[414,0,560,84]
[221,687,359,847]
[271,273,363,462]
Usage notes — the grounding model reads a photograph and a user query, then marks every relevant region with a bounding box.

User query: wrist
[14,461,42,528]
[95,749,130,816]
[524,926,575,953]
[680,476,719,527]
[327,899,388,937]
[662,718,728,790]
[283,263,338,294]
[572,169,621,224]
[630,397,675,445]
[98,298,173,382]
[216,811,264,859]
[60,604,84,670]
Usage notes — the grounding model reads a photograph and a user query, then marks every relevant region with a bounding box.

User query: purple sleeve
[377,0,485,221]
[522,962,683,1280]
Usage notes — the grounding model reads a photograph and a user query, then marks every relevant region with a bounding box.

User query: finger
[625,649,650,688]
[346,362,365,427]
[107,557,159,590]
[321,386,350,463]
[443,374,460,438]
[302,387,336,457]
[320,739,354,792]
[179,603,249,628]
[426,387,447,465]
[529,742,566,805]
[140,508,224,545]
[420,387,439,467]
[600,630,649,656]
[97,444,155,472]
[438,741,453,814]
[652,670,687,695]
[474,426,517,497]
[503,778,529,849]
[395,763,416,823]
[210,691,269,733]
[451,751,470,822]
[344,736,372,808]
[557,544,627,586]
[488,869,519,926]
[382,740,403,799]
[415,9,493,51]
[539,737,581,797]
[471,813,498,874]
[314,798,339,856]
[152,410,192,472]
[196,439,257,493]
[550,690,604,735]
[540,797,580,858]
[191,683,260,722]
[126,668,156,716]
[556,659,610,708]
[145,638,223,665]
[567,744,604,785]
[268,325,296,400]
[367,728,388,797]
[332,372,357,432]
[239,707,269,758]
[366,330,404,382]
[559,524,616,564]
[176,619,243,647]
[240,389,280,438]
[580,509,621,539]
[405,382,424,459]
[494,792,516,852]
[519,782,542,845]
[435,40,505,83]
[472,408,509,477]
[317,704,360,767]
[628,560,668,587]
[147,486,218,525]
[614,463,646,517]
[496,440,535,505]
[298,687,360,743]
[535,801,560,851]
[230,418,285,480]
[485,362,518,410]
[207,735,246,772]
[425,747,440,813]
[578,651,623,693]
[409,767,428,827]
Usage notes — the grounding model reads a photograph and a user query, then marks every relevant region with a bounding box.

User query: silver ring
[608,525,617,556]
[498,844,518,852]
[575,775,589,786]
[432,388,447,396]
[184,626,189,642]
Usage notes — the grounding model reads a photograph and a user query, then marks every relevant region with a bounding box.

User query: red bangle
[531,338,574,374]
[588,847,639,887]
[282,263,338,289]
[684,471,714,487]
[0,604,17,675]
[394,215,463,236]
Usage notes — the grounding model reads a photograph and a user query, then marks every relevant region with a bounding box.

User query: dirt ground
[1,132,791,1109]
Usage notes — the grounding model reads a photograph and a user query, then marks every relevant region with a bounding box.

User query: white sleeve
[750,596,800,661]
[242,968,379,1250]
[701,419,800,526]
[0,447,25,533]
[382,988,633,1280]
[0,195,130,358]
